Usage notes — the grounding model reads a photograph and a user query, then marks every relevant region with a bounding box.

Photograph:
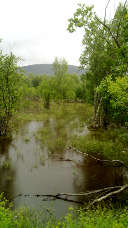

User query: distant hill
[21,64,83,76]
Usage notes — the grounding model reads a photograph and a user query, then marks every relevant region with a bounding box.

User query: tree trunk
[93,94,102,128]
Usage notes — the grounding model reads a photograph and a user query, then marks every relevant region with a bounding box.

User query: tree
[97,75,128,126]
[52,57,68,102]
[53,57,68,77]
[38,76,53,109]
[67,2,128,127]
[0,52,22,135]
[59,74,79,102]
[28,73,43,88]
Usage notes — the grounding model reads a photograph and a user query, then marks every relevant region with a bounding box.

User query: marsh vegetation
[0,1,128,227]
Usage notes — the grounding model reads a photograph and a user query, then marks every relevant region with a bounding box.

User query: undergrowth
[71,128,128,165]
[0,198,128,228]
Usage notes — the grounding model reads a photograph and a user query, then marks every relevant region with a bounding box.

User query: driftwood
[16,185,128,206]
[67,146,127,168]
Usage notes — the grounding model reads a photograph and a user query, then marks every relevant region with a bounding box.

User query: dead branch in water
[16,185,128,206]
[16,193,84,205]
[89,184,128,207]
[67,146,127,168]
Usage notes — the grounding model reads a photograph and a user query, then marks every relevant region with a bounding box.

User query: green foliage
[53,57,68,77]
[53,73,80,102]
[0,196,128,228]
[77,73,94,103]
[28,73,43,87]
[68,3,114,101]
[38,76,54,108]
[0,52,22,135]
[71,127,128,165]
[0,194,16,228]
[52,57,68,102]
[21,84,38,101]
[97,75,128,124]
[20,57,88,106]
[68,3,128,110]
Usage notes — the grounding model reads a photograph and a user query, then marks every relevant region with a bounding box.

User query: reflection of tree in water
[0,138,16,201]
[40,118,69,160]
[73,159,124,203]
[39,104,89,161]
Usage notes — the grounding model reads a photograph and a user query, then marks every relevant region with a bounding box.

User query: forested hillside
[21,64,83,76]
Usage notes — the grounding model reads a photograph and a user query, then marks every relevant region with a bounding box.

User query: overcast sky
[0,0,124,66]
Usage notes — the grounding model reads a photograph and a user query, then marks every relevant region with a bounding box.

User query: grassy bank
[0,197,128,228]
[71,127,128,166]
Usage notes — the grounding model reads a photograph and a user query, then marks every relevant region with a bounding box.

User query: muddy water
[0,118,126,217]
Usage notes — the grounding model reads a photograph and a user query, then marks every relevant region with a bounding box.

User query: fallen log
[16,186,121,198]
[15,185,128,205]
[16,193,84,205]
[67,146,127,168]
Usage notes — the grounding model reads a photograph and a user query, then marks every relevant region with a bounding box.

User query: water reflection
[74,159,124,192]
[0,138,16,200]
[73,157,125,203]
[0,113,126,216]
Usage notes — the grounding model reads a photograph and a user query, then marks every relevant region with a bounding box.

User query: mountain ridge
[21,64,83,76]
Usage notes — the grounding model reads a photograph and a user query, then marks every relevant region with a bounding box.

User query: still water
[0,107,126,217]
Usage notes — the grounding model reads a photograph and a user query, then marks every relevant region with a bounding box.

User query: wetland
[0,103,128,217]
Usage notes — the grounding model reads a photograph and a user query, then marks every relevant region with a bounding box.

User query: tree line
[21,57,88,108]
[0,54,88,136]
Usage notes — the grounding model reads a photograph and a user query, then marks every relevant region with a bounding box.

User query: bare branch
[95,16,121,49]
[90,184,128,206]
[57,186,122,196]
[16,186,122,199]
[15,185,128,205]
[104,0,111,22]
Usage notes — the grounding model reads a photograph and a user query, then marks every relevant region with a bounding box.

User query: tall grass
[1,198,128,228]
[71,128,128,165]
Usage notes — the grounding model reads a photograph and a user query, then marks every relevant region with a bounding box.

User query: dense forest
[0,1,128,228]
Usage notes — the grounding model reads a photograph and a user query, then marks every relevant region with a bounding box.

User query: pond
[0,104,126,217]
